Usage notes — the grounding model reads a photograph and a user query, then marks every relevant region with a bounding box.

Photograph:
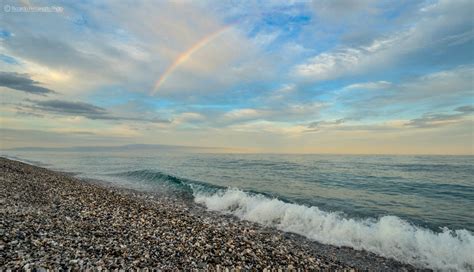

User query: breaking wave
[193,188,474,271]
[112,169,474,270]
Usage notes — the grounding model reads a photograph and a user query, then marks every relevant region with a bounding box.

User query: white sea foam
[193,188,474,271]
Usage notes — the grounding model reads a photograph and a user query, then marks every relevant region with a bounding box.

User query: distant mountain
[5,144,229,153]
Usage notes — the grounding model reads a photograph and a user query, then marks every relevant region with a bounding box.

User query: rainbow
[152,25,233,94]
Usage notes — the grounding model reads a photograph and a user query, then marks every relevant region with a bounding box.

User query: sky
[0,0,473,154]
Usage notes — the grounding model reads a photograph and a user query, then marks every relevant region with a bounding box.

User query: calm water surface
[3,151,473,230]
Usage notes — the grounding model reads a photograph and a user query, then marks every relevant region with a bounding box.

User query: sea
[2,149,473,271]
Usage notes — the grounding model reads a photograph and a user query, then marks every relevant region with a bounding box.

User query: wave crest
[116,169,185,185]
[194,188,474,271]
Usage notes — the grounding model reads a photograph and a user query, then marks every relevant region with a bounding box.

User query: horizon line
[1,144,473,156]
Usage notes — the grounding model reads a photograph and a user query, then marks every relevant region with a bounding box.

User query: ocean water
[2,150,473,270]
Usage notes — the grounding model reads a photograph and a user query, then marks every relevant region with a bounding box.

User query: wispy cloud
[311,0,377,23]
[343,81,392,91]
[405,106,474,128]
[306,118,346,132]
[18,99,169,123]
[294,0,473,81]
[335,66,474,120]
[31,100,106,115]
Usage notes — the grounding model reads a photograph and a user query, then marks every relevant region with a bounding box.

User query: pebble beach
[0,157,422,270]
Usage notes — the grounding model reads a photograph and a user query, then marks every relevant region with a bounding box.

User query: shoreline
[0,157,422,270]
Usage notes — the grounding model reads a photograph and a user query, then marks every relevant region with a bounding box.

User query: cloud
[225,120,308,136]
[295,0,474,81]
[344,81,391,91]
[3,35,103,72]
[304,105,474,133]
[219,101,325,125]
[18,99,169,124]
[0,54,19,65]
[172,96,325,129]
[0,0,472,154]
[335,66,474,120]
[307,118,346,131]
[268,83,299,99]
[1,1,280,100]
[292,30,412,80]
[312,0,376,19]
[405,106,474,128]
[223,108,267,122]
[172,112,206,126]
[403,67,474,98]
[0,72,56,95]
[456,105,474,113]
[32,100,107,116]
[99,1,274,99]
